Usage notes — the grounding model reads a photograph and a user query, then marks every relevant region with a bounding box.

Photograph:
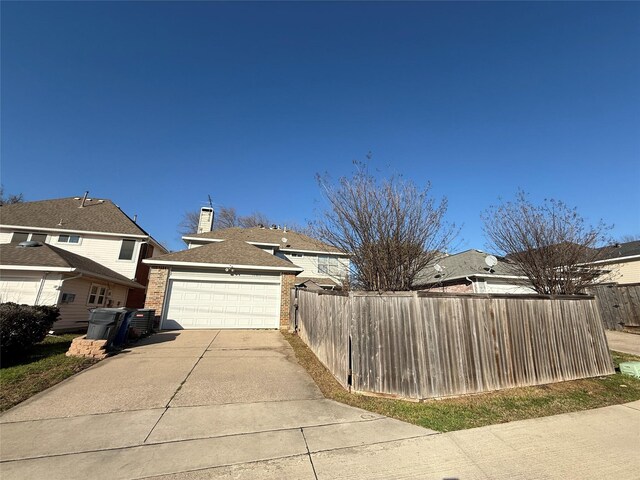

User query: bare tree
[238,211,271,228]
[178,211,201,236]
[482,191,612,295]
[216,207,239,228]
[314,163,455,291]
[178,206,271,235]
[0,187,24,206]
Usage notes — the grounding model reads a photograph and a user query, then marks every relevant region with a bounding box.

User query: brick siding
[279,273,297,330]
[144,266,170,324]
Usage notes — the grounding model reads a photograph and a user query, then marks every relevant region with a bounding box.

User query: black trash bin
[86,308,128,345]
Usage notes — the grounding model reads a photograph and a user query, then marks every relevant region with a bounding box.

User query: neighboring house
[0,196,168,329]
[0,242,142,331]
[144,216,350,330]
[413,249,536,294]
[593,241,640,285]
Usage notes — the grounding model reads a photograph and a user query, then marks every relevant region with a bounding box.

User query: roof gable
[146,239,302,271]
[414,249,524,286]
[598,241,640,261]
[0,197,148,236]
[185,227,346,254]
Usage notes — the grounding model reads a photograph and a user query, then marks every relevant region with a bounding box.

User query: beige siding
[55,277,129,331]
[0,271,63,305]
[0,228,141,278]
[598,259,640,285]
[480,279,536,294]
[277,253,349,283]
[48,234,142,278]
[0,229,13,243]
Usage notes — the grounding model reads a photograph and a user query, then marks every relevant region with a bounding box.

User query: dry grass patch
[283,331,640,432]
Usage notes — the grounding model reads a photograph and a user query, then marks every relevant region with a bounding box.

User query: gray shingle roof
[146,239,303,271]
[0,197,148,236]
[413,249,525,287]
[0,242,143,288]
[598,241,640,261]
[186,227,345,254]
[295,276,340,287]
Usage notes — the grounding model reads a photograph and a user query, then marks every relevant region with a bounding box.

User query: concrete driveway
[0,330,433,479]
[1,330,639,479]
[606,330,640,356]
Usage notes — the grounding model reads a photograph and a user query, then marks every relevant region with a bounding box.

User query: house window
[61,293,76,304]
[12,232,48,243]
[87,284,107,306]
[58,234,81,244]
[12,232,29,243]
[318,256,341,276]
[290,253,304,258]
[31,233,47,243]
[119,239,136,260]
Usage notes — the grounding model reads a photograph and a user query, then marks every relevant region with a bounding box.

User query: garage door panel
[164,279,280,329]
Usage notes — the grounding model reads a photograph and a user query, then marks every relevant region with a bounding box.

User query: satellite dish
[434,264,443,273]
[485,255,498,268]
[281,237,288,243]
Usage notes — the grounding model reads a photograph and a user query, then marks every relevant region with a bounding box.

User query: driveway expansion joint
[143,331,220,443]
[300,428,319,480]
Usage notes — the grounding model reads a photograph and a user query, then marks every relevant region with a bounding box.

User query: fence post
[289,287,298,333]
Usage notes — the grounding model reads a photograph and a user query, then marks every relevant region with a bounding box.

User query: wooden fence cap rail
[298,289,596,301]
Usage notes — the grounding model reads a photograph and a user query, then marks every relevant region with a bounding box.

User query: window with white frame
[318,255,341,276]
[290,253,304,258]
[87,284,107,306]
[58,234,81,244]
[118,239,136,260]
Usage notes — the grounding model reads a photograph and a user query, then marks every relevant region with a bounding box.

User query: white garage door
[163,277,281,329]
[0,274,40,305]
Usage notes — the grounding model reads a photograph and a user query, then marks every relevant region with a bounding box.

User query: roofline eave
[143,259,304,272]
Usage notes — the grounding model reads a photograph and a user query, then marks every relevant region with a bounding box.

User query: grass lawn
[1,334,96,412]
[283,331,640,432]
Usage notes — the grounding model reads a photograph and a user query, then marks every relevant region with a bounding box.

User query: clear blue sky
[2,2,639,251]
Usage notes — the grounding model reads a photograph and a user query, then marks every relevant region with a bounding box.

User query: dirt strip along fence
[587,284,640,331]
[293,289,614,400]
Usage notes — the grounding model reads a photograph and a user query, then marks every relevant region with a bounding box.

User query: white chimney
[197,207,214,233]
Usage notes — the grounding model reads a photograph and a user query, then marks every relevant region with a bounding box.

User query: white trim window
[58,234,81,244]
[87,284,107,306]
[118,239,136,260]
[318,255,341,276]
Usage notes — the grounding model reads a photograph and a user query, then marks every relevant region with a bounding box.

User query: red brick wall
[144,267,169,323]
[127,244,154,308]
[280,273,297,330]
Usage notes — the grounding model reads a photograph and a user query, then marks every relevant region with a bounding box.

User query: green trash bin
[86,308,127,346]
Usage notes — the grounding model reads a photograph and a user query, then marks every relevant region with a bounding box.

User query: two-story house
[143,209,350,330]
[0,195,168,331]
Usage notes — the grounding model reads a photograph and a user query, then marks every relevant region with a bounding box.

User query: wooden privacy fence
[588,284,640,331]
[294,289,614,400]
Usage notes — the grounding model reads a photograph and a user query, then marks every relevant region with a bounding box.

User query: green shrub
[0,303,60,358]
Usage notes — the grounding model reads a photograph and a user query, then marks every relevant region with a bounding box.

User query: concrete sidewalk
[1,330,639,479]
[606,330,640,356]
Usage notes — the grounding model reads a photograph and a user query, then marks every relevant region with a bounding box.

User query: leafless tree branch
[313,162,456,291]
[482,190,612,295]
